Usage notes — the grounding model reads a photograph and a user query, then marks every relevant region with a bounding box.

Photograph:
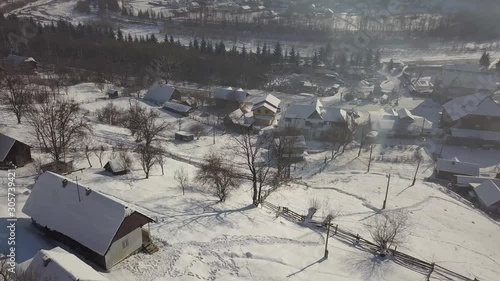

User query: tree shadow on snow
[342,251,393,280]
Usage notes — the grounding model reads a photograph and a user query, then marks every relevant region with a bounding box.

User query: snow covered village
[1,0,500,281]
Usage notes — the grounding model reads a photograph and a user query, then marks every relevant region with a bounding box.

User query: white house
[472,180,500,213]
[435,158,480,181]
[370,108,433,137]
[144,83,182,105]
[214,87,249,108]
[251,94,281,126]
[278,99,349,139]
[22,172,156,270]
[26,247,109,281]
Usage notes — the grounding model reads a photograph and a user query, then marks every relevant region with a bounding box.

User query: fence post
[324,223,330,259]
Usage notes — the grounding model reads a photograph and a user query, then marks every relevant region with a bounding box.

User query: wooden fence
[261,200,480,281]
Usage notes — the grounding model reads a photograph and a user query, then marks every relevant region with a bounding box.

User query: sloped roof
[456,175,500,188]
[397,108,414,120]
[5,54,36,67]
[474,180,500,207]
[436,158,479,176]
[22,172,153,256]
[27,247,109,281]
[252,94,281,112]
[226,108,254,126]
[104,160,126,173]
[443,93,500,121]
[320,107,347,122]
[163,101,192,113]
[451,128,500,141]
[144,83,177,104]
[441,64,497,90]
[214,87,248,102]
[283,99,346,123]
[0,133,16,161]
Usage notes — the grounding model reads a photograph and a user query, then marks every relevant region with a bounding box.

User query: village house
[251,94,281,127]
[26,247,109,281]
[370,108,433,138]
[214,87,249,109]
[175,131,195,142]
[106,89,119,99]
[0,132,32,168]
[278,99,350,139]
[22,172,156,270]
[223,108,255,133]
[1,54,37,72]
[432,64,498,100]
[471,180,500,213]
[162,101,193,116]
[144,83,182,105]
[435,158,480,181]
[441,93,500,145]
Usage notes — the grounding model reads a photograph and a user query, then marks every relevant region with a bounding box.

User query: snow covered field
[1,82,500,280]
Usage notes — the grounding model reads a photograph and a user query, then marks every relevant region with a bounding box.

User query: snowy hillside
[1,82,499,281]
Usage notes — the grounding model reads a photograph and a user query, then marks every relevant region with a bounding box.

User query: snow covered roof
[214,87,248,102]
[456,175,500,188]
[175,131,194,137]
[5,54,36,67]
[436,158,480,176]
[27,247,109,281]
[22,172,153,256]
[252,94,281,112]
[226,108,254,126]
[104,160,126,173]
[440,64,497,91]
[163,101,192,113]
[442,94,500,121]
[397,108,414,120]
[0,133,17,161]
[474,180,500,207]
[144,83,177,104]
[283,99,346,123]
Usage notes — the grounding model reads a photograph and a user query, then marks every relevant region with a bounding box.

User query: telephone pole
[382,173,391,209]
[412,158,421,186]
[324,223,331,259]
[357,127,365,157]
[367,145,373,172]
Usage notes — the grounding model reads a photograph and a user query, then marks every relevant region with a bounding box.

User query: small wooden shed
[175,131,194,142]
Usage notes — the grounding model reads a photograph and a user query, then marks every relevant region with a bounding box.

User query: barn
[435,158,480,181]
[0,132,32,168]
[22,172,156,270]
[27,247,109,281]
[144,83,182,105]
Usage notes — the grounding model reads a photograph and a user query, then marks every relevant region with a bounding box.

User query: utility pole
[367,145,373,172]
[382,173,391,209]
[75,176,81,203]
[213,115,216,145]
[357,127,364,157]
[324,223,331,259]
[411,158,421,186]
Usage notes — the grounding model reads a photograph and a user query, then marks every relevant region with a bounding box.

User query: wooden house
[162,101,193,116]
[107,89,119,99]
[214,87,249,110]
[251,94,281,127]
[175,131,195,142]
[2,54,37,72]
[144,83,182,105]
[22,172,156,270]
[0,133,32,168]
[435,158,480,181]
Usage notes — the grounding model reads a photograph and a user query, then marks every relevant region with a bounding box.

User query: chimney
[62,179,68,188]
[42,255,51,267]
[85,188,92,196]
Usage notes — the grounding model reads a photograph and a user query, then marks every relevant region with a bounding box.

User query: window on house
[122,238,129,249]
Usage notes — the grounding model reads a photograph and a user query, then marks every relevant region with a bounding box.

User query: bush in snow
[197,152,239,202]
[365,211,409,257]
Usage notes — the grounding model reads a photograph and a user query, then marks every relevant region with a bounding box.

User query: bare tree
[230,130,271,204]
[366,211,409,256]
[94,145,107,168]
[118,147,132,172]
[136,144,159,179]
[0,74,32,124]
[189,123,206,139]
[96,102,123,125]
[156,150,165,175]
[27,99,92,162]
[338,122,357,153]
[84,145,93,168]
[272,133,301,181]
[197,152,239,202]
[174,167,189,195]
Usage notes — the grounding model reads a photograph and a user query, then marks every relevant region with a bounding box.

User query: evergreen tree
[138,10,143,18]
[289,46,296,64]
[107,0,120,12]
[121,6,128,16]
[230,45,238,55]
[262,43,268,58]
[273,41,283,63]
[284,49,288,62]
[374,49,381,65]
[207,41,214,54]
[241,46,247,57]
[387,58,394,71]
[480,51,491,67]
[200,38,207,53]
[295,51,300,66]
[312,52,319,67]
[117,29,123,41]
[188,40,193,49]
[365,49,373,66]
[150,33,158,43]
[169,35,174,44]
[193,38,199,50]
[127,33,133,43]
[256,44,261,56]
